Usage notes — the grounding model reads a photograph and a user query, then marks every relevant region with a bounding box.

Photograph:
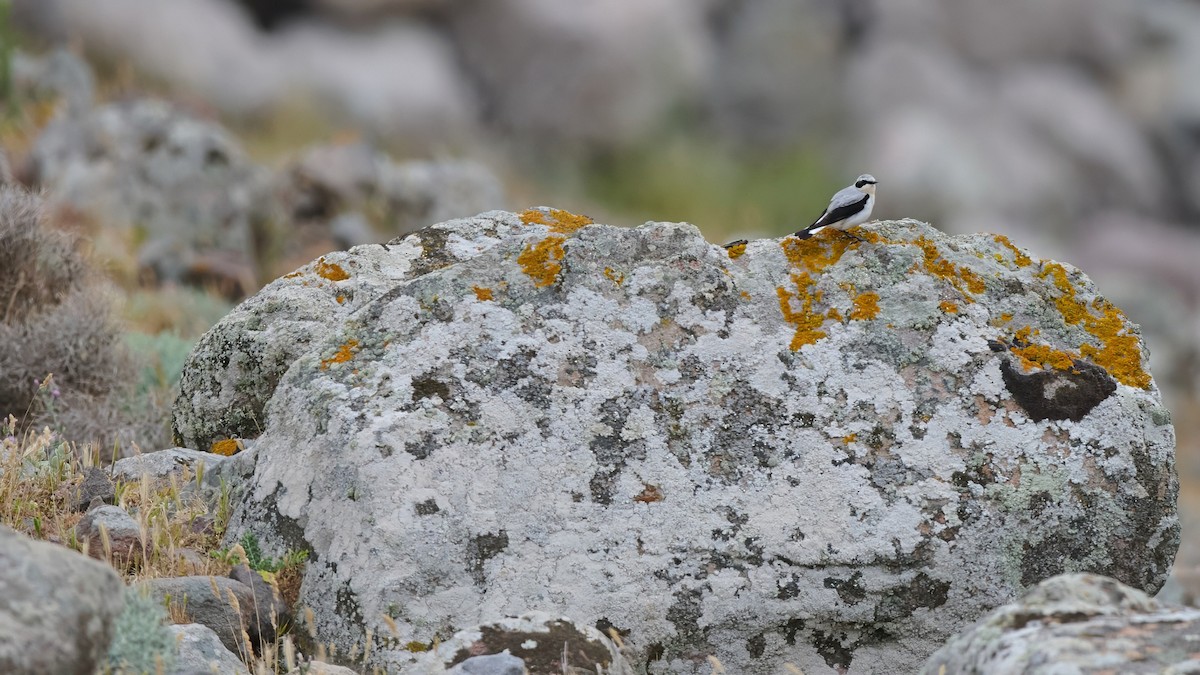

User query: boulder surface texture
[183,209,1178,674]
[0,525,126,674]
[922,573,1200,674]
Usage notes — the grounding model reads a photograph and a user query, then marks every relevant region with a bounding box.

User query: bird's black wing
[809,193,868,230]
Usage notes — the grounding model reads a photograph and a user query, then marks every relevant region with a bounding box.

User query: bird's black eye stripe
[856,179,877,188]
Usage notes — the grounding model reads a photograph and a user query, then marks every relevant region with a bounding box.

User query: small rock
[229,564,291,647]
[922,573,1200,674]
[138,576,258,657]
[0,524,126,674]
[111,447,230,488]
[448,652,526,675]
[167,623,250,675]
[75,504,143,570]
[71,466,115,512]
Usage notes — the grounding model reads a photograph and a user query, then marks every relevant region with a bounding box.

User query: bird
[794,174,877,240]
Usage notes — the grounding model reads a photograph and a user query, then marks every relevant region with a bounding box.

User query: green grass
[577,133,839,241]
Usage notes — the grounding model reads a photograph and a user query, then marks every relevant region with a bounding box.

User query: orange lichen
[283,270,304,279]
[603,267,625,286]
[1000,313,1013,323]
[518,235,566,288]
[320,339,360,370]
[994,235,1032,267]
[849,292,880,321]
[315,257,350,281]
[740,291,752,301]
[1038,262,1150,389]
[915,237,985,300]
[519,208,594,234]
[726,242,747,259]
[336,295,346,304]
[210,439,243,456]
[842,434,857,444]
[472,286,494,301]
[827,307,843,321]
[774,231,860,349]
[777,274,827,350]
[1012,343,1077,373]
[939,301,959,314]
[780,230,855,274]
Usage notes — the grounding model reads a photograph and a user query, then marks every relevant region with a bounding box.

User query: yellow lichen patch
[336,295,346,304]
[842,434,857,444]
[827,307,843,321]
[777,273,827,349]
[740,291,752,301]
[915,237,985,300]
[781,230,855,274]
[518,235,566,288]
[405,641,429,653]
[210,438,243,456]
[519,208,594,234]
[1012,343,1077,373]
[775,232,859,349]
[603,267,625,286]
[1001,313,1013,323]
[1038,262,1150,388]
[1079,303,1152,389]
[726,242,747,259]
[315,257,350,281]
[472,286,494,301]
[994,235,1032,267]
[849,292,881,321]
[283,270,304,279]
[940,301,959,314]
[320,339,360,370]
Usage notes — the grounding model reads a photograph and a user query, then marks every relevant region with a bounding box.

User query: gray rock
[229,564,290,648]
[173,212,522,452]
[410,612,629,675]
[0,148,11,185]
[0,524,126,674]
[706,0,854,145]
[206,211,1176,673]
[277,140,507,247]
[76,504,143,570]
[43,0,475,140]
[71,465,115,512]
[28,99,269,293]
[112,447,231,487]
[921,573,1200,674]
[11,47,95,117]
[448,0,708,145]
[448,653,525,675]
[138,576,258,657]
[167,623,250,675]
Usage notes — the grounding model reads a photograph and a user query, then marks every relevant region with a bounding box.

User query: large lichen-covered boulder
[921,573,1200,674]
[199,210,1176,674]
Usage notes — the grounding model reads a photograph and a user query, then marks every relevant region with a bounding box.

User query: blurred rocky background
[4,0,1200,607]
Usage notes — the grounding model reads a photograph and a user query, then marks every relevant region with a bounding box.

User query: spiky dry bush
[0,185,165,451]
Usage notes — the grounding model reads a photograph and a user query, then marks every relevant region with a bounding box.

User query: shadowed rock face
[921,573,1200,674]
[183,210,1177,674]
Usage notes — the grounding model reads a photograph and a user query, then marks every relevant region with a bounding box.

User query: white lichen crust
[200,210,1177,674]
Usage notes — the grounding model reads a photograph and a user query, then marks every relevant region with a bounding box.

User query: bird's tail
[793,224,823,240]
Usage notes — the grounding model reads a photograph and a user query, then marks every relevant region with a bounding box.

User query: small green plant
[211,532,308,573]
[105,588,177,675]
[0,0,15,120]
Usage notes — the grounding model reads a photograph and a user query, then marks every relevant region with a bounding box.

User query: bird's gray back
[827,184,864,210]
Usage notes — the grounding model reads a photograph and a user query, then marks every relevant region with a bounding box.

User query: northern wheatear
[794,174,877,240]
